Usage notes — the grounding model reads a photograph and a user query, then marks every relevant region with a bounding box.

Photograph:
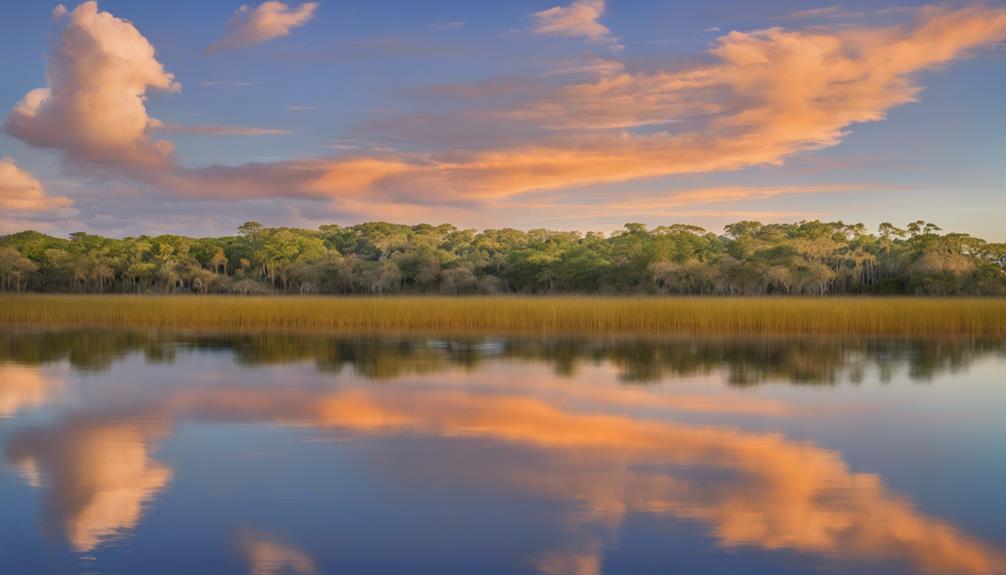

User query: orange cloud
[201,4,1006,211]
[207,1,319,54]
[6,3,1006,219]
[0,158,73,212]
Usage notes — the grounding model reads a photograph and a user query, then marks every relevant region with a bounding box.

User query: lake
[1,329,1004,574]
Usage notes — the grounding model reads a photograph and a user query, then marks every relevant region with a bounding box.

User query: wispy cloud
[542,55,625,77]
[532,0,622,50]
[784,6,866,21]
[430,20,465,31]
[488,185,855,226]
[152,123,292,136]
[268,37,472,63]
[200,80,262,88]
[285,105,317,112]
[7,1,1006,226]
[206,1,318,54]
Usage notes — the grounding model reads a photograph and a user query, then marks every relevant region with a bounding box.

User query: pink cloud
[532,0,622,50]
[5,2,1006,224]
[207,1,318,54]
[5,1,179,172]
[0,157,73,212]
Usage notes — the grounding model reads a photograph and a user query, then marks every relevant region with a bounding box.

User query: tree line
[1,220,1004,296]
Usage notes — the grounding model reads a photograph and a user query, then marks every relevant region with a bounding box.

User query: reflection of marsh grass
[1,295,1006,336]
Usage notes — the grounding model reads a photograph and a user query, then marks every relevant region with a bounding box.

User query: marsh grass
[1,295,1005,336]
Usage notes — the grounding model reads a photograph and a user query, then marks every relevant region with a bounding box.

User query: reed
[2,295,1005,336]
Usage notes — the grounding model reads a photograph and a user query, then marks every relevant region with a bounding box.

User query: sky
[0,0,1004,239]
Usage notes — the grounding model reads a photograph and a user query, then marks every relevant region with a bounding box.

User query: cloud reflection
[178,386,1006,574]
[240,530,317,575]
[4,374,1003,573]
[6,417,171,552]
[0,364,61,418]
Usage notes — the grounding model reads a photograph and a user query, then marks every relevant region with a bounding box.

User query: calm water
[1,330,1004,575]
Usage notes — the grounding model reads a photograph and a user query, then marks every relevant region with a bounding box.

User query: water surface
[1,330,1004,574]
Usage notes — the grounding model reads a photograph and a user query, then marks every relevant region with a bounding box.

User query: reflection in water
[6,382,1005,573]
[2,329,1003,386]
[6,417,171,551]
[206,386,1004,575]
[240,531,317,575]
[1,330,1004,574]
[0,364,61,417]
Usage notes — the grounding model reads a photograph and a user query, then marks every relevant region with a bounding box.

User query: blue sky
[0,1,1004,238]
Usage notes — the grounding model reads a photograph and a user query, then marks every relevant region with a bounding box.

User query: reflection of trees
[0,330,174,372]
[1,329,1003,385]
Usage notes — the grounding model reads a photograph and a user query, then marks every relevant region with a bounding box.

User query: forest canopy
[1,220,1004,296]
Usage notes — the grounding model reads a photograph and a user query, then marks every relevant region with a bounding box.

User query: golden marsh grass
[1,295,1005,336]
